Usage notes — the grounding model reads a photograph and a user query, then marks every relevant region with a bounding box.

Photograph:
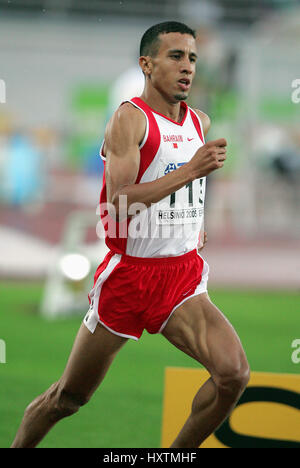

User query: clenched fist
[188,138,227,179]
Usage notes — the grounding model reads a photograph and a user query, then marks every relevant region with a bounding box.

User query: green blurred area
[0,282,299,448]
[66,84,109,169]
[208,90,300,176]
[64,79,300,174]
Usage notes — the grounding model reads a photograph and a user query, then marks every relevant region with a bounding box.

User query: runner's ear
[139,56,152,76]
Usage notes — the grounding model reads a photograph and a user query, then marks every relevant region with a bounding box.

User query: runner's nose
[180,57,194,75]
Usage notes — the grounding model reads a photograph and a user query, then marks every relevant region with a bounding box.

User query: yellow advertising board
[161,368,300,448]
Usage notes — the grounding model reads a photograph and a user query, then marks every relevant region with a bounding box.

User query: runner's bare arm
[104,104,226,217]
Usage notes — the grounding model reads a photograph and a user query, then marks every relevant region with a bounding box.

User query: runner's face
[149,32,197,102]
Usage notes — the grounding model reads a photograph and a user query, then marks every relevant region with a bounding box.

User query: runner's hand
[188,138,227,179]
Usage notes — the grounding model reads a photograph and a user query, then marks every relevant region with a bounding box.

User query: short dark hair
[139,21,196,57]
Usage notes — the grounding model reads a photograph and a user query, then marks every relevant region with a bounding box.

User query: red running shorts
[84,249,209,341]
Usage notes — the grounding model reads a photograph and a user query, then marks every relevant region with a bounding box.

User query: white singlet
[99,96,206,258]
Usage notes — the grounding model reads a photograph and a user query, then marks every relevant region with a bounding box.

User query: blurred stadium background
[0,0,299,448]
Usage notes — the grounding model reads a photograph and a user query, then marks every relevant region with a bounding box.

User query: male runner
[11,21,250,448]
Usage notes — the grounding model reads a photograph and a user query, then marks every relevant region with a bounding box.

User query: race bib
[156,160,205,225]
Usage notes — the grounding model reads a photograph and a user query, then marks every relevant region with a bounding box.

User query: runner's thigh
[161,292,248,380]
[58,322,128,400]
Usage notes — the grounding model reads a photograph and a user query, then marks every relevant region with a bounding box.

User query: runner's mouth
[178,78,191,91]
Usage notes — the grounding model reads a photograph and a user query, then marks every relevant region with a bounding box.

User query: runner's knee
[54,384,90,419]
[215,360,250,400]
[39,382,90,421]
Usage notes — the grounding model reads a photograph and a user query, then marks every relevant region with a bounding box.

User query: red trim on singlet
[132,97,188,127]
[189,109,204,144]
[131,97,161,183]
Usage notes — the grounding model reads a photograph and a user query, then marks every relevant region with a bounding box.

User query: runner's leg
[11,322,128,448]
[161,292,250,448]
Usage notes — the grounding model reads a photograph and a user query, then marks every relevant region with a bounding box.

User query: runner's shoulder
[192,109,211,136]
[105,102,146,145]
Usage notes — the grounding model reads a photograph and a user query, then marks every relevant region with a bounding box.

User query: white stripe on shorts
[83,253,140,340]
[83,253,121,334]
